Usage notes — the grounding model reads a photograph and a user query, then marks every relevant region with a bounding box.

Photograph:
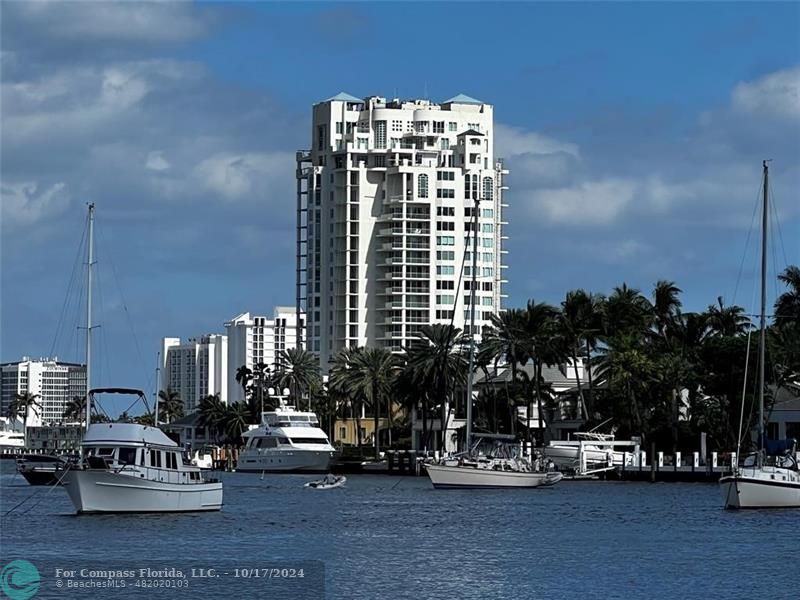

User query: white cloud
[10,1,212,44]
[526,178,636,225]
[192,152,295,201]
[3,60,202,145]
[731,67,800,120]
[1,181,70,226]
[495,123,579,158]
[146,151,171,172]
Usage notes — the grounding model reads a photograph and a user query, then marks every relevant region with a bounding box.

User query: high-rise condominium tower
[297,93,508,369]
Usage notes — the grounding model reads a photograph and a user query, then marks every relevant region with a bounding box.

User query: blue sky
[2,1,799,408]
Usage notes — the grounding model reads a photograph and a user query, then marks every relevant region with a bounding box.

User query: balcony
[378,226,404,237]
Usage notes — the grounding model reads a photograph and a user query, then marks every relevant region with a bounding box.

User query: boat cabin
[80,423,206,483]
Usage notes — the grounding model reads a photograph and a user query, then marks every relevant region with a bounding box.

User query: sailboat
[59,204,223,513]
[719,162,800,509]
[425,196,562,489]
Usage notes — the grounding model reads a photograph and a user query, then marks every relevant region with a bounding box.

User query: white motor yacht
[237,403,335,473]
[61,390,223,514]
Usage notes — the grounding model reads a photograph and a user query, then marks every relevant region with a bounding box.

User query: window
[436,236,455,246]
[336,122,343,134]
[375,121,387,149]
[436,309,455,319]
[374,155,386,167]
[357,137,368,149]
[357,121,369,133]
[433,121,445,133]
[436,280,455,290]
[436,250,455,260]
[391,120,403,132]
[436,189,455,199]
[437,171,455,181]
[437,265,455,275]
[483,177,493,200]
[437,206,455,216]
[418,174,429,199]
[467,122,480,130]
[482,282,493,291]
[470,153,479,164]
[448,122,457,131]
[118,447,136,465]
[482,223,494,233]
[436,222,455,231]
[440,138,450,150]
[464,175,471,199]
[317,124,326,151]
[481,237,493,248]
[436,295,455,305]
[481,208,494,218]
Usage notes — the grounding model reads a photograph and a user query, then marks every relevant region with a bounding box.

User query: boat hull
[425,463,563,489]
[545,445,622,470]
[18,467,61,486]
[236,449,332,473]
[62,469,223,514]
[720,470,800,509]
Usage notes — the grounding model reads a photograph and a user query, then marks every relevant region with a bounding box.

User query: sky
[1,1,799,406]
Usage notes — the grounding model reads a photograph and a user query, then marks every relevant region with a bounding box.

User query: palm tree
[593,334,655,438]
[8,392,41,448]
[560,290,601,420]
[652,280,682,339]
[235,365,253,400]
[775,265,800,327]
[158,388,184,424]
[522,300,566,449]
[404,324,468,452]
[480,308,530,424]
[198,394,227,445]
[706,297,750,337]
[224,402,250,446]
[603,283,653,339]
[277,348,321,410]
[62,395,86,423]
[329,347,364,448]
[343,347,400,456]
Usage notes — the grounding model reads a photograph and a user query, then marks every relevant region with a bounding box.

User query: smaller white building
[0,357,87,426]
[225,307,305,403]
[161,335,228,413]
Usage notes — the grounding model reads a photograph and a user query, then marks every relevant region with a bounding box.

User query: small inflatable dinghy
[304,475,347,489]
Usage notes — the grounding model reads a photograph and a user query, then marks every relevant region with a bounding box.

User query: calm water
[1,460,795,600]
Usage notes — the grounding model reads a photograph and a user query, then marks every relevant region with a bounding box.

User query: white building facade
[296,93,508,369]
[161,334,227,413]
[0,358,87,427]
[225,307,304,403]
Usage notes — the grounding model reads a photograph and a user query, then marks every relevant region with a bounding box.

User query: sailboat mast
[758,161,768,455]
[85,203,95,434]
[465,197,480,451]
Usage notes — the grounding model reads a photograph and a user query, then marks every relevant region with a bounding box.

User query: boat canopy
[83,423,177,447]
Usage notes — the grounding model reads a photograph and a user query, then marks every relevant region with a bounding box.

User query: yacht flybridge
[61,389,223,514]
[237,403,335,473]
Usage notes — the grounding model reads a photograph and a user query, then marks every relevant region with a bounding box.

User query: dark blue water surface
[1,460,795,600]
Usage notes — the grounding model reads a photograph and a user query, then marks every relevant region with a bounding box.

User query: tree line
[7,266,798,455]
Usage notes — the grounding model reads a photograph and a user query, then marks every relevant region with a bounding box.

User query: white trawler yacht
[237,396,335,473]
[62,390,223,514]
[58,205,222,513]
[719,162,800,509]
